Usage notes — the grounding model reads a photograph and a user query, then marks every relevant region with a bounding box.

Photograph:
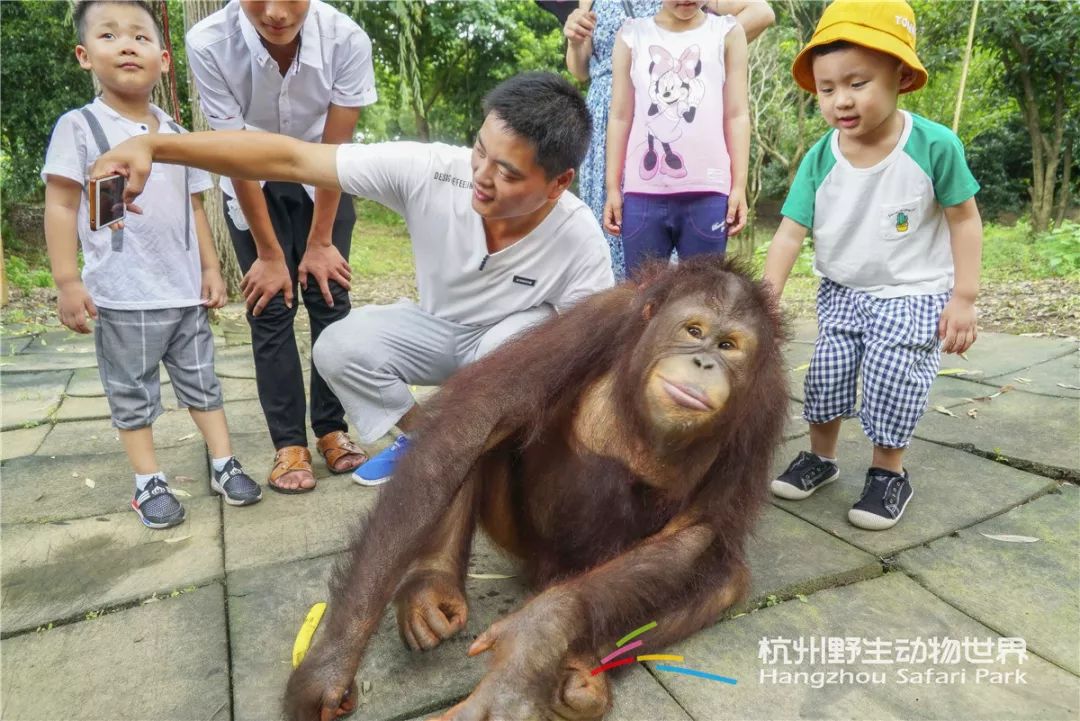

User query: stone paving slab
[223,433,379,572]
[783,398,808,440]
[938,332,1078,380]
[916,381,1080,476]
[658,573,1080,720]
[402,665,693,721]
[783,340,816,402]
[221,376,260,402]
[0,350,99,372]
[0,370,71,430]
[0,583,231,721]
[742,505,881,611]
[35,404,230,457]
[1,333,36,354]
[228,536,525,721]
[771,425,1059,558]
[17,329,98,355]
[896,483,1080,675]
[1,443,211,525]
[65,365,113,396]
[214,345,260,379]
[53,392,120,422]
[0,425,49,460]
[1,496,223,635]
[982,349,1080,399]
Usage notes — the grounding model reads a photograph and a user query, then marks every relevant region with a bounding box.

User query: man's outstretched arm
[90,131,342,205]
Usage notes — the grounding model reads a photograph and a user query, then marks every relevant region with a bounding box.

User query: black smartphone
[88,174,126,231]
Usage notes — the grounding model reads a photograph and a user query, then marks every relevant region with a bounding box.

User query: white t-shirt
[782,111,980,298]
[186,0,377,198]
[41,99,213,310]
[336,142,616,326]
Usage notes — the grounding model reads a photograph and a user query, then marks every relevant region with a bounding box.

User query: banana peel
[292,602,327,668]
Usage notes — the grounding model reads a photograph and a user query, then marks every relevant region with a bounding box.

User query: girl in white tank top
[603,0,750,274]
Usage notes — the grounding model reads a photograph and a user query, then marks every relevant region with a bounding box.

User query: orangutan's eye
[718,339,736,350]
[686,325,703,339]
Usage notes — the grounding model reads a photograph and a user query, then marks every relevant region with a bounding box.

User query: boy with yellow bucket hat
[763,0,983,530]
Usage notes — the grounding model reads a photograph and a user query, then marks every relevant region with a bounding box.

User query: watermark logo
[757,635,1028,687]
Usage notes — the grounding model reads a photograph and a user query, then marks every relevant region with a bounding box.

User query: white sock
[135,472,164,491]
[211,456,233,472]
[814,453,837,464]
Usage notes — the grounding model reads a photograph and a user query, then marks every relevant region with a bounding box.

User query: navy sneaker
[352,434,410,486]
[132,477,185,529]
[211,457,262,506]
[848,468,913,531]
[770,451,840,500]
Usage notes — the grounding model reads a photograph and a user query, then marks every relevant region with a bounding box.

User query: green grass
[3,253,53,293]
[348,199,414,279]
[980,219,1080,281]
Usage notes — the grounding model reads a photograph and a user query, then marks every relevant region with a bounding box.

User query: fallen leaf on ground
[466,573,516,580]
[932,405,957,417]
[791,363,810,372]
[176,432,197,442]
[1057,383,1080,390]
[71,471,79,478]
[967,408,978,418]
[980,533,1039,543]
[1013,377,1032,384]
[164,536,191,544]
[938,368,980,376]
[972,384,1015,401]
[172,488,192,498]
[173,475,195,484]
[84,478,95,488]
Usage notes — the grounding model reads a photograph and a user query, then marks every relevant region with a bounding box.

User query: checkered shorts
[804,279,949,448]
[95,306,223,429]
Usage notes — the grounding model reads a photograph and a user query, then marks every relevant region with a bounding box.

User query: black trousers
[223,182,355,449]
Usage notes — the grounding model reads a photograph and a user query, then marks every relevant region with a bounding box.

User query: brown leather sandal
[316,431,369,474]
[268,446,316,494]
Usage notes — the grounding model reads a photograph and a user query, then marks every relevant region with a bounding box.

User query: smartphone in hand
[88,174,126,231]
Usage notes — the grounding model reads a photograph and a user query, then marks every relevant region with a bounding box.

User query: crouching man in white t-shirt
[91,72,615,485]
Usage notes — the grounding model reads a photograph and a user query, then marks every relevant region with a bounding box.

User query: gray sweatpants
[312,301,554,443]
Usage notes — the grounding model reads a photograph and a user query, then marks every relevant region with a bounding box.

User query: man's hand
[89,135,152,212]
[939,296,978,354]
[603,192,623,236]
[564,8,597,44]
[57,280,98,334]
[726,187,748,236]
[201,267,228,309]
[298,242,352,307]
[241,256,293,316]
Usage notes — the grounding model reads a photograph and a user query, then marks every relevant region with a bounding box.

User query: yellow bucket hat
[792,0,928,94]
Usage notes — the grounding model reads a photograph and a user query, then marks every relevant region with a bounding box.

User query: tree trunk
[182,0,243,297]
[1054,142,1072,228]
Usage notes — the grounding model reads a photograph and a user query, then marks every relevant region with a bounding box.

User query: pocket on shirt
[880,198,922,241]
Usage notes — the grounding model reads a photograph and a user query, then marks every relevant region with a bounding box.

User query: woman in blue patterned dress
[565,0,775,279]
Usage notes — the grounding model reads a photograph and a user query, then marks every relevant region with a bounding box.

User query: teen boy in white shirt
[186,0,377,493]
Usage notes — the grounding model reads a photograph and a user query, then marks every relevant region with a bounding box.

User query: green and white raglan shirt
[781,111,980,298]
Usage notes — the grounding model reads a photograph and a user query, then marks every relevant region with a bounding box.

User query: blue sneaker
[352,434,410,486]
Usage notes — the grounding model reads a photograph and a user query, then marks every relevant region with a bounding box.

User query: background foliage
[1,0,1077,239]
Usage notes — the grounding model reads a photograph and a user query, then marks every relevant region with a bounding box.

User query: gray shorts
[94,306,223,430]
